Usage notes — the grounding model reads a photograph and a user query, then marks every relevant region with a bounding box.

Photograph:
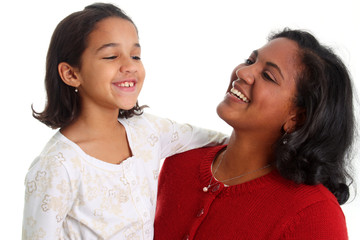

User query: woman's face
[217,38,301,140]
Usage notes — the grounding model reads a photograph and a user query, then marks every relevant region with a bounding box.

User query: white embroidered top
[22,113,227,240]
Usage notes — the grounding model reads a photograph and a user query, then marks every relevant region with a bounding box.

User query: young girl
[22,3,227,239]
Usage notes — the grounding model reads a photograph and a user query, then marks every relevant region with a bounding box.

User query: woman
[154,29,354,239]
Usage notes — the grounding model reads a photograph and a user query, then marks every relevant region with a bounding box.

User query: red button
[196,208,204,217]
[212,184,220,192]
[182,234,190,240]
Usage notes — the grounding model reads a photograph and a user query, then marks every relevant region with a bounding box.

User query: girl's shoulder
[27,131,83,179]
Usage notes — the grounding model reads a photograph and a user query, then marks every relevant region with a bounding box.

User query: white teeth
[118,81,135,88]
[230,87,250,103]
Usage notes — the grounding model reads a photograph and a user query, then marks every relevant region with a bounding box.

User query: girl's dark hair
[271,28,355,204]
[32,3,144,129]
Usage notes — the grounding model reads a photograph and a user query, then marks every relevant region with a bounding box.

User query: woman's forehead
[258,38,301,82]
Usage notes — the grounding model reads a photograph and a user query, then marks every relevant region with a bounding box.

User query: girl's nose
[119,56,138,73]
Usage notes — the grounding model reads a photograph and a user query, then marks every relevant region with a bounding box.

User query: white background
[0,0,359,239]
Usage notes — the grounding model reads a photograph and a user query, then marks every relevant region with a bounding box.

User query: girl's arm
[22,155,74,240]
[145,114,228,159]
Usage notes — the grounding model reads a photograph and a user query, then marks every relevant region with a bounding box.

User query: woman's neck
[212,131,276,186]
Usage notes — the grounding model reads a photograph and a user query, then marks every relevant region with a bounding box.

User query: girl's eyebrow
[96,42,141,53]
[96,43,119,53]
[253,50,284,79]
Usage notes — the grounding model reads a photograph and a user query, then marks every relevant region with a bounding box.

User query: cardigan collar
[199,145,283,196]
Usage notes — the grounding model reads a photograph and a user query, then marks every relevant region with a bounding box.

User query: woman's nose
[235,66,255,85]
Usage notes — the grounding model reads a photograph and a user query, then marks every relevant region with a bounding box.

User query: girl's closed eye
[103,55,117,60]
[102,55,141,60]
[131,55,141,60]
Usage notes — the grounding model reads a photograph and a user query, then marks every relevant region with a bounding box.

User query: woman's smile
[228,81,250,103]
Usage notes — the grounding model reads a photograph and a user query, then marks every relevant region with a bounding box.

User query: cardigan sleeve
[280,199,348,240]
[22,154,75,240]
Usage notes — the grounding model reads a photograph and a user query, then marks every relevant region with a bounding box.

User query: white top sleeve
[23,152,75,239]
[141,113,228,159]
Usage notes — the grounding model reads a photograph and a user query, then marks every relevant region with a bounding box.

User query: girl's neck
[60,108,132,165]
[61,108,120,137]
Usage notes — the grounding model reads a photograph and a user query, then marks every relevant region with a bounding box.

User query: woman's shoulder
[277,181,347,239]
[272,174,341,213]
[265,175,346,237]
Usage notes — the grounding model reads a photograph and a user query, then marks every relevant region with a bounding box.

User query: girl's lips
[112,80,137,92]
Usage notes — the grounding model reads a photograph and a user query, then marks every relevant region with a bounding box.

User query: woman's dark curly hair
[32,3,145,129]
[272,28,355,204]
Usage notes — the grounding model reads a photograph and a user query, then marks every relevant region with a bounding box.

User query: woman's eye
[245,59,254,65]
[132,56,141,60]
[103,56,117,60]
[263,72,277,83]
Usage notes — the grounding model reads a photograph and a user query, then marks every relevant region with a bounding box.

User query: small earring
[282,132,288,145]
[75,88,78,93]
[282,128,291,145]
[282,127,294,145]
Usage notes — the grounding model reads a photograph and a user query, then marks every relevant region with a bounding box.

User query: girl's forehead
[86,17,139,48]
[92,17,136,35]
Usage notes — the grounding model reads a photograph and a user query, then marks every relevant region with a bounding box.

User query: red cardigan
[154,145,348,240]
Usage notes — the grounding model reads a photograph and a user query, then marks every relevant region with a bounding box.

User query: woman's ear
[295,109,306,128]
[283,108,306,133]
[58,62,80,88]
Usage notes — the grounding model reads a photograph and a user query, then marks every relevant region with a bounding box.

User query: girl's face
[217,38,301,141]
[75,17,145,112]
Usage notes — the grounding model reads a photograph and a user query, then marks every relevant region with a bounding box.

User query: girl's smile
[112,79,138,92]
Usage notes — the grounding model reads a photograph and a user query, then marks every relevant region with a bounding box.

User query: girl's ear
[283,108,306,133]
[58,62,80,88]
